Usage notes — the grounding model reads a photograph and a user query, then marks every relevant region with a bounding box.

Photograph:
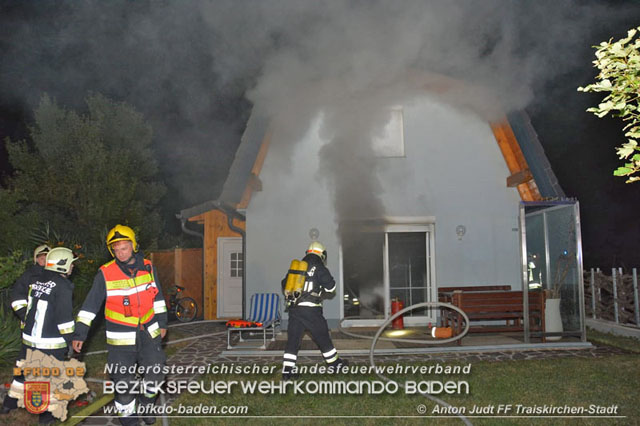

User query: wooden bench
[443,290,546,343]
[438,286,512,324]
[439,285,512,296]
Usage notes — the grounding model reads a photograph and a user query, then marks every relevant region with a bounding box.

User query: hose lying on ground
[78,306,472,424]
[339,302,473,426]
[83,323,229,356]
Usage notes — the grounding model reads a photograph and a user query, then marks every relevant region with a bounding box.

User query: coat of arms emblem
[24,381,50,414]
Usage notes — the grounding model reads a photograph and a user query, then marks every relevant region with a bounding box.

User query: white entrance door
[217,237,243,318]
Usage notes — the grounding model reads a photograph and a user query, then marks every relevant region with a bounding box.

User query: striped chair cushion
[247,293,281,325]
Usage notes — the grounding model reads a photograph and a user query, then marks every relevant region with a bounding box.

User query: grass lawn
[170,330,640,425]
[2,327,637,424]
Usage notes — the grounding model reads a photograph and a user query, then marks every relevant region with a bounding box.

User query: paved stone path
[79,322,228,425]
[79,321,631,425]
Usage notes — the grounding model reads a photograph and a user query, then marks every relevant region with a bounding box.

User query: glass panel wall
[522,201,585,341]
[546,206,581,332]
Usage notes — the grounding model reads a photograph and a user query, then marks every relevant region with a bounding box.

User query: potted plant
[544,251,573,341]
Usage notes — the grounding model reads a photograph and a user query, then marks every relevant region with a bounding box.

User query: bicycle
[168,285,198,323]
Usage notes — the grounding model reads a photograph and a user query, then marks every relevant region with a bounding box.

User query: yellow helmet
[45,247,78,274]
[33,244,51,264]
[306,241,327,264]
[106,224,138,257]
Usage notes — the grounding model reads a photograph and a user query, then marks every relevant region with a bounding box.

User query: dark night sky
[0,1,639,268]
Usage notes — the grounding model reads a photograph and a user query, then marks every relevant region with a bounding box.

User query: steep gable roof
[507,111,564,199]
[218,112,272,208]
[181,95,564,220]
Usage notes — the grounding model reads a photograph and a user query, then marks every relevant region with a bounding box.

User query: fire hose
[74,323,230,423]
[74,307,472,423]
[339,301,472,426]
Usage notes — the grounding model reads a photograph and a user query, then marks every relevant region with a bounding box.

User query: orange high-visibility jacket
[74,258,168,346]
[102,259,158,326]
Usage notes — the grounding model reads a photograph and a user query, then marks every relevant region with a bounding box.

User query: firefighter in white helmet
[2,244,51,418]
[8,244,51,320]
[2,247,77,423]
[281,241,347,380]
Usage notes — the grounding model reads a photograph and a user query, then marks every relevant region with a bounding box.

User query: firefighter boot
[282,371,300,381]
[1,395,17,415]
[38,411,56,424]
[140,402,157,425]
[331,358,349,374]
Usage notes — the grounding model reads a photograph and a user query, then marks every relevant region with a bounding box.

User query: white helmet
[45,247,78,274]
[306,241,327,264]
[33,244,51,264]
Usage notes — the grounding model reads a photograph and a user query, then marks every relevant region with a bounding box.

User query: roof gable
[181,94,564,219]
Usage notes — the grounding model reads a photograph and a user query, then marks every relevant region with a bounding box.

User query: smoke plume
[0,0,634,229]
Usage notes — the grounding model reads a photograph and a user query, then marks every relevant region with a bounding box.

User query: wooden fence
[150,247,203,319]
[584,268,640,327]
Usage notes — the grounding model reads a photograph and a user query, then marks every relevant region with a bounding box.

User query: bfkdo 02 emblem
[24,381,50,414]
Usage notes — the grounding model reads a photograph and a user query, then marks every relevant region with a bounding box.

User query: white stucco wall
[245,97,522,323]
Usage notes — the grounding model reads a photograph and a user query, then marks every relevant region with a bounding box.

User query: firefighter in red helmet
[281,241,348,380]
[72,225,167,426]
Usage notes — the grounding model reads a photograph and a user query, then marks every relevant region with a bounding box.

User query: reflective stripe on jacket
[102,259,158,327]
[73,254,168,347]
[293,253,336,308]
[22,269,75,350]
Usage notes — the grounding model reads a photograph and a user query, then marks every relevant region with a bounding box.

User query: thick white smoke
[0,0,633,218]
[198,0,626,230]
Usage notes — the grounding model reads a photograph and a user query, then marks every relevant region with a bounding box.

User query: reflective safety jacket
[10,264,44,322]
[73,254,168,347]
[20,269,75,350]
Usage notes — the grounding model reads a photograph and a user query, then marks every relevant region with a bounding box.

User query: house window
[371,108,404,157]
[230,252,243,278]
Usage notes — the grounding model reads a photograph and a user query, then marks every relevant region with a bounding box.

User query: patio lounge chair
[227,293,281,350]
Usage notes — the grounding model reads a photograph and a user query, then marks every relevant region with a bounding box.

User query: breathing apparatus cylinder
[284,259,308,303]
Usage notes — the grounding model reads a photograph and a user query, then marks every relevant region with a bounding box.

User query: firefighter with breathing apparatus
[72,225,168,426]
[281,241,348,380]
[2,247,77,424]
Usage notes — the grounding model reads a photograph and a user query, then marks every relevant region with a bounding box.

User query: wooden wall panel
[175,248,203,316]
[203,210,245,319]
[149,251,175,305]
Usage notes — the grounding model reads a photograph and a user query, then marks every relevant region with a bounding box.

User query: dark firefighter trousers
[107,328,166,425]
[282,306,340,374]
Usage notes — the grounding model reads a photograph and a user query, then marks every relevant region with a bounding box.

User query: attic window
[371,108,404,158]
